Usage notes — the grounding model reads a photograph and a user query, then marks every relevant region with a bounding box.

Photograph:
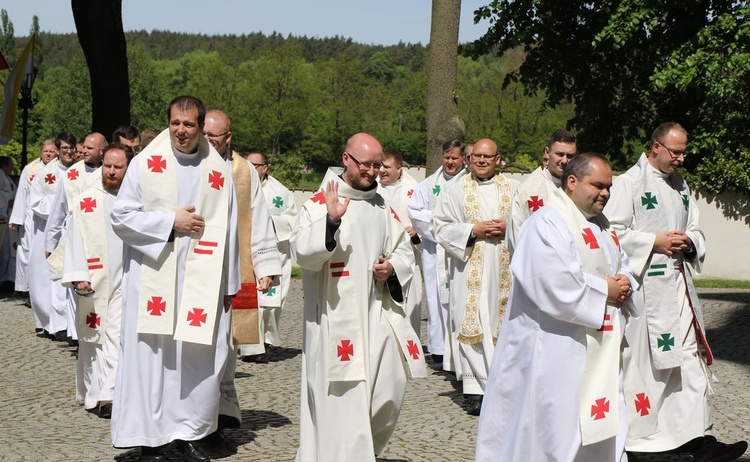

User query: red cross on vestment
[591,398,610,420]
[147,155,167,173]
[187,308,207,326]
[582,228,600,249]
[610,230,620,249]
[147,296,166,316]
[634,393,651,416]
[208,170,224,190]
[86,312,101,329]
[337,339,353,361]
[67,169,79,181]
[44,173,56,185]
[406,340,420,359]
[80,197,97,213]
[527,195,544,212]
[311,191,325,204]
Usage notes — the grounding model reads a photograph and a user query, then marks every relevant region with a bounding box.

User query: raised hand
[325,180,350,222]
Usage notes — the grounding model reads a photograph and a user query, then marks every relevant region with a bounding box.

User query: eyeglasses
[203,131,230,139]
[345,152,383,171]
[472,153,498,161]
[59,146,74,153]
[132,145,143,154]
[658,141,688,158]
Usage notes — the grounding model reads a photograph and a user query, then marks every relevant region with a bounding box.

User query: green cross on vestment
[657,333,675,351]
[272,196,283,208]
[433,184,441,196]
[641,192,658,210]
[682,194,689,211]
[267,287,276,296]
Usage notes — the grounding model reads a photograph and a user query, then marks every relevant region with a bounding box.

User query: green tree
[471,0,750,194]
[33,53,92,140]
[128,43,169,133]
[0,9,15,63]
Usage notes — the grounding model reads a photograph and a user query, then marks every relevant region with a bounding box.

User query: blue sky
[3,1,491,45]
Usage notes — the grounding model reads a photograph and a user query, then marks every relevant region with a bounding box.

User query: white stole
[136,130,230,345]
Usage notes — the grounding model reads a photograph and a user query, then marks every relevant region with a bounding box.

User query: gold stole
[230,153,259,346]
[72,186,110,344]
[458,173,512,345]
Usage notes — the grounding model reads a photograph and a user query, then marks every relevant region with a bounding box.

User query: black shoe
[68,338,79,347]
[431,354,443,365]
[140,446,165,462]
[693,438,748,462]
[176,440,211,462]
[202,430,227,448]
[98,402,112,419]
[35,328,43,333]
[668,435,712,454]
[53,330,67,342]
[464,395,483,416]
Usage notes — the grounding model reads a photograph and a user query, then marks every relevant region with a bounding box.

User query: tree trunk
[425,0,465,174]
[72,0,129,139]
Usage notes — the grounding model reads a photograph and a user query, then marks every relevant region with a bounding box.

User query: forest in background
[0,29,572,183]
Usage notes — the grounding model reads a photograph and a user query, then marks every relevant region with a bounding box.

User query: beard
[102,176,122,191]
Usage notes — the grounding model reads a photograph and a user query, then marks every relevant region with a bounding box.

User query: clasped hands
[606,273,632,304]
[472,219,507,240]
[174,205,204,234]
[654,231,692,256]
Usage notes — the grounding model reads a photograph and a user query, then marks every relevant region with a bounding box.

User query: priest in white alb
[291,133,425,462]
[406,139,466,371]
[28,132,77,338]
[476,153,638,462]
[110,96,239,462]
[431,138,518,416]
[377,148,422,336]
[507,128,577,254]
[62,143,133,418]
[9,140,56,297]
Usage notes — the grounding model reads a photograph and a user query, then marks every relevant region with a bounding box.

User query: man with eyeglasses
[292,133,424,462]
[202,109,281,445]
[62,143,135,420]
[604,122,747,461]
[507,129,577,254]
[246,150,298,359]
[45,131,107,346]
[113,124,142,155]
[431,138,519,416]
[9,140,57,303]
[28,132,77,341]
[407,139,467,373]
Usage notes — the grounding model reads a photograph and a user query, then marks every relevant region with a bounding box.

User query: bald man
[292,133,425,462]
[431,138,519,416]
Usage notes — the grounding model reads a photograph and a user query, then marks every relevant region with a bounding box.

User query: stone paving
[0,284,748,461]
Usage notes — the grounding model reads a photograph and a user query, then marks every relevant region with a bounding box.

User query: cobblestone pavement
[1,284,748,461]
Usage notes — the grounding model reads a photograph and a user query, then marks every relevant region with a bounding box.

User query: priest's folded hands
[606,273,632,304]
[472,218,506,240]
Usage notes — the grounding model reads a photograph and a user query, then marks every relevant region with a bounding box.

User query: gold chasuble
[230,153,260,346]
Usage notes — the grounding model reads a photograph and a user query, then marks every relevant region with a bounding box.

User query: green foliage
[0,140,23,175]
[470,0,750,194]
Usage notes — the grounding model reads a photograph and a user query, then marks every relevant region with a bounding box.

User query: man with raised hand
[604,122,747,461]
[406,139,466,371]
[62,143,134,418]
[507,128,577,254]
[477,153,637,461]
[431,138,518,416]
[111,96,239,462]
[292,133,424,462]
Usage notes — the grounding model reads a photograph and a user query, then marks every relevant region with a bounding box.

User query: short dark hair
[562,152,608,191]
[247,151,268,164]
[103,142,135,165]
[548,129,576,148]
[384,149,403,167]
[112,124,141,143]
[55,132,77,149]
[442,139,464,153]
[167,95,206,128]
[0,156,12,169]
[650,122,688,145]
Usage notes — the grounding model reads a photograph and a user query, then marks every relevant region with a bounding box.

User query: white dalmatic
[110,143,239,448]
[62,184,123,410]
[431,173,517,395]
[377,171,422,336]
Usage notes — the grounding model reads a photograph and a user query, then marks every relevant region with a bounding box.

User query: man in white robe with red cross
[476,153,637,461]
[291,133,425,462]
[111,96,239,462]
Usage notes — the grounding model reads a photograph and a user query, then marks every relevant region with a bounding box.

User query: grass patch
[292,172,324,190]
[694,279,750,289]
[291,266,302,279]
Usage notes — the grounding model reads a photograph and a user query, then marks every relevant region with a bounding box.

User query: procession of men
[5,101,747,462]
